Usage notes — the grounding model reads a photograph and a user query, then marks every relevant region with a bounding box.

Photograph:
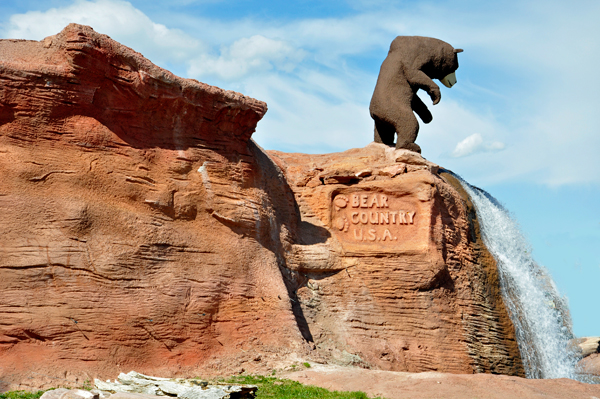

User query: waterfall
[452,173,580,379]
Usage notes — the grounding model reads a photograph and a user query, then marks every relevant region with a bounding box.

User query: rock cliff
[268,147,523,375]
[0,24,522,390]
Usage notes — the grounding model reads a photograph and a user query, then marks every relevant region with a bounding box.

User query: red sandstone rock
[0,24,304,390]
[1,24,524,390]
[579,353,600,377]
[268,145,523,375]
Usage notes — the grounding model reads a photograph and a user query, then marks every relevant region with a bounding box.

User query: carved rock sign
[331,190,423,251]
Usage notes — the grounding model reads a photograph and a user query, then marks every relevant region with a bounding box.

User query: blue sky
[1,0,598,337]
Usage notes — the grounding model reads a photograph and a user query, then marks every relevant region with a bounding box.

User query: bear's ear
[454,48,463,53]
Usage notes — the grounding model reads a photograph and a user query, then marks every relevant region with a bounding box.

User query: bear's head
[390,36,462,88]
[420,38,462,88]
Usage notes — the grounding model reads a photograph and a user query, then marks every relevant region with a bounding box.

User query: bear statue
[369,36,463,153]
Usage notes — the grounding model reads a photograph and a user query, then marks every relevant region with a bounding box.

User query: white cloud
[2,0,202,67]
[452,134,484,158]
[452,133,505,158]
[488,142,505,151]
[188,35,305,81]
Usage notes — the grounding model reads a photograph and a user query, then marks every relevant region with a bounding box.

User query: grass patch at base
[225,375,384,399]
[0,391,45,399]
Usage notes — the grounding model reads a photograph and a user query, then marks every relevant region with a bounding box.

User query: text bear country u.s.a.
[333,193,416,242]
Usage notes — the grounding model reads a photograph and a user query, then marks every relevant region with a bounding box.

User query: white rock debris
[92,371,256,399]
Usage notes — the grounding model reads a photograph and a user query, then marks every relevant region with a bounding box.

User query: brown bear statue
[369,36,462,153]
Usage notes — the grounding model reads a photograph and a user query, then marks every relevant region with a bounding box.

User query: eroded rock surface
[268,145,523,375]
[1,24,523,390]
[0,24,304,390]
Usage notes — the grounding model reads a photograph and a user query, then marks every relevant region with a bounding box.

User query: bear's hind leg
[373,116,396,146]
[394,108,421,153]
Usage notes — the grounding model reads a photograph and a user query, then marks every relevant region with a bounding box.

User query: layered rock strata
[0,24,304,389]
[268,146,524,375]
[1,24,522,390]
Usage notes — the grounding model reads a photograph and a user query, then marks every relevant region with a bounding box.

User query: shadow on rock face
[297,221,331,245]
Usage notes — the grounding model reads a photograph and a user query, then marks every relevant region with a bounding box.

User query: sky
[1,0,598,337]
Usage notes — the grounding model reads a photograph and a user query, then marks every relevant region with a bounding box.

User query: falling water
[452,173,580,379]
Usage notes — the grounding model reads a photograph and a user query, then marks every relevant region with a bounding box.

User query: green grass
[0,391,45,399]
[225,375,384,399]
